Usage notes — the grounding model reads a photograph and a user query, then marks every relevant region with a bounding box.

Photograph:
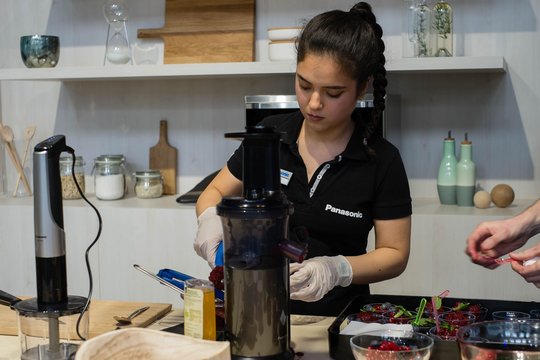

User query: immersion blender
[13,135,87,360]
[217,126,294,360]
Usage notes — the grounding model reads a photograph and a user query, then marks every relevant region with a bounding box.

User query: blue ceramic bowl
[20,35,60,68]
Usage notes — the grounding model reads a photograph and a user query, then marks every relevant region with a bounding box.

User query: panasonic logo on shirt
[324,204,363,218]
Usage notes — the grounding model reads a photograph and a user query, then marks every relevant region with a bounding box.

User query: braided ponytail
[297,1,388,156]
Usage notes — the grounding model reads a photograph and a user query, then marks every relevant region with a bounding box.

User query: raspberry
[209,265,224,291]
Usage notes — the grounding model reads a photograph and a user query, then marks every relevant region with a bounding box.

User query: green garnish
[452,302,469,311]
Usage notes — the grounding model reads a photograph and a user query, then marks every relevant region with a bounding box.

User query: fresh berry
[368,340,411,351]
[209,265,224,291]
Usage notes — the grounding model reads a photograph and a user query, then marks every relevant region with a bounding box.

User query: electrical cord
[67,150,103,341]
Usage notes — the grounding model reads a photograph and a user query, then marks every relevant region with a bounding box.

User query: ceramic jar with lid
[59,155,85,199]
[93,154,126,200]
[134,170,163,199]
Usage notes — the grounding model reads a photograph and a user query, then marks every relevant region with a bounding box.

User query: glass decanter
[432,0,453,57]
[103,0,132,65]
[410,0,432,57]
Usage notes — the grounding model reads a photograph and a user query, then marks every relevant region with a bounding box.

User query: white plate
[267,27,302,41]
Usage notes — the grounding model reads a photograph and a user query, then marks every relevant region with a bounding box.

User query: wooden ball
[491,184,515,208]
[473,190,491,209]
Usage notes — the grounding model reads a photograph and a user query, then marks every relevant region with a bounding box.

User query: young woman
[194,2,412,316]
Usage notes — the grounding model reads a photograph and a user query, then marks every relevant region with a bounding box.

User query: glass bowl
[492,311,531,321]
[530,309,540,319]
[457,319,540,359]
[348,311,386,324]
[350,330,434,360]
[362,302,396,314]
[20,35,60,68]
[429,325,459,341]
[438,312,476,327]
[383,310,417,325]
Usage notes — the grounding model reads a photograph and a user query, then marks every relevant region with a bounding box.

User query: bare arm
[196,165,242,216]
[346,216,411,284]
[465,198,540,266]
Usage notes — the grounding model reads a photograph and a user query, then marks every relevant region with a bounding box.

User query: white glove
[193,207,223,268]
[289,255,353,302]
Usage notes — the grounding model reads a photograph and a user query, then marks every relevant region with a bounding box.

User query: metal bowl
[20,35,60,68]
[457,319,540,359]
[350,330,434,360]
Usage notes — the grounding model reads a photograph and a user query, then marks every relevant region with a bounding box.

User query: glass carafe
[432,0,453,57]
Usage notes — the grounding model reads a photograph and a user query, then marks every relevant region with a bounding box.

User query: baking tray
[328,294,540,360]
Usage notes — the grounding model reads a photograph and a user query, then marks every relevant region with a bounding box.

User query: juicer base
[232,349,294,360]
[21,342,79,360]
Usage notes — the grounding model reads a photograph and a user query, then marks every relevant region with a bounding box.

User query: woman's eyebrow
[296,73,347,90]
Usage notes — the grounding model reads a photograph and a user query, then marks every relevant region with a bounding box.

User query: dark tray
[328,294,540,360]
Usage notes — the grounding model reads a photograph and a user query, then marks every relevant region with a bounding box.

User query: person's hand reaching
[193,207,222,268]
[289,255,353,302]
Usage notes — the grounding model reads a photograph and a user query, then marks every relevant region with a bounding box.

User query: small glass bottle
[133,170,163,199]
[59,155,86,200]
[183,279,216,341]
[432,0,453,57]
[93,154,126,200]
[437,131,457,205]
[411,0,432,57]
[456,133,475,206]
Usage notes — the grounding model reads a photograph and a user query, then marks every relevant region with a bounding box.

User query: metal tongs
[133,264,224,302]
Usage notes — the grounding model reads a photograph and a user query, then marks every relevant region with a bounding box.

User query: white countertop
[0,310,335,360]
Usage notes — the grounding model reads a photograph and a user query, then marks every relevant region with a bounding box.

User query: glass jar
[59,155,86,200]
[133,170,163,199]
[93,154,126,200]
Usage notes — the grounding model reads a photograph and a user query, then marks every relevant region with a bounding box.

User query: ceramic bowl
[350,329,434,360]
[20,35,60,68]
[457,320,540,359]
[268,41,296,61]
[267,27,302,41]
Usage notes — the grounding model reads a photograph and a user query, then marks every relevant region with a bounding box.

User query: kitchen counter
[0,308,335,360]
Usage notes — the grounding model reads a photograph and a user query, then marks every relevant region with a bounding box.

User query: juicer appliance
[217,126,295,360]
[13,135,88,359]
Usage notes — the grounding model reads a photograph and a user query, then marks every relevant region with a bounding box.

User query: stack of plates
[267,27,302,61]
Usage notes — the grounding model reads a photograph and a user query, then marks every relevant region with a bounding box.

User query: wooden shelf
[0,56,506,82]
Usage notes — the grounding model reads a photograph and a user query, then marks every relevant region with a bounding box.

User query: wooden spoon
[13,125,36,196]
[0,125,32,195]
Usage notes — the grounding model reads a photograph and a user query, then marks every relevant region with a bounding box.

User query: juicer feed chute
[217,126,294,360]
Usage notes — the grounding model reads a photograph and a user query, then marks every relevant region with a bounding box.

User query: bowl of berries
[457,319,540,359]
[350,330,434,360]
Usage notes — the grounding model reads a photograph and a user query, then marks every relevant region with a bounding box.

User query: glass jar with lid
[93,154,126,200]
[134,170,163,199]
[59,155,86,200]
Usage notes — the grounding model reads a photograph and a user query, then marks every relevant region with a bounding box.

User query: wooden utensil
[114,306,150,326]
[0,124,32,195]
[149,120,177,195]
[137,0,255,64]
[13,125,36,196]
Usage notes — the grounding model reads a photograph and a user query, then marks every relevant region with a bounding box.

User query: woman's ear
[357,77,373,100]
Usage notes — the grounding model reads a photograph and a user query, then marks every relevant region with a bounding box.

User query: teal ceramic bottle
[437,131,457,204]
[456,133,475,206]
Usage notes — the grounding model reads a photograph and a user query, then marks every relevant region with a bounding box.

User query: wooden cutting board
[149,120,178,195]
[137,0,255,64]
[0,299,171,338]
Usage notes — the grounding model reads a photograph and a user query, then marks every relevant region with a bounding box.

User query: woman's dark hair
[297,2,387,154]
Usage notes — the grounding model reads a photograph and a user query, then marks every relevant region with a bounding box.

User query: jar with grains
[93,154,126,200]
[134,170,163,199]
[59,155,85,200]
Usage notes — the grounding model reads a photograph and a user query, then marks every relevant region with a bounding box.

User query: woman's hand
[289,255,352,302]
[193,207,223,268]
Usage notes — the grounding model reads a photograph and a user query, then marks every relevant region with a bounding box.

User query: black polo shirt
[226,110,412,315]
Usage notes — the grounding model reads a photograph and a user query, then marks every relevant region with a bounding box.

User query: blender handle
[0,290,22,307]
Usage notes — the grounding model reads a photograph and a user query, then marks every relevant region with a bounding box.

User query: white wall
[1,1,540,303]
